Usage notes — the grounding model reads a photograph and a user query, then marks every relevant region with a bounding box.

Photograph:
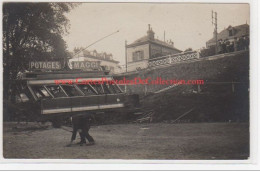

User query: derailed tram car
[11,70,140,127]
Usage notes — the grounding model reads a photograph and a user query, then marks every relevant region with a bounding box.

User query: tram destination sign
[29,61,62,70]
[71,61,101,70]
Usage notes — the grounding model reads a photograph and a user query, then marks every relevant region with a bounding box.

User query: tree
[184,48,193,52]
[3,2,78,100]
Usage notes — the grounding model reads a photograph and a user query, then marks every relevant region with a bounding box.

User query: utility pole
[124,40,128,93]
[125,40,128,73]
[212,10,218,54]
[164,31,165,42]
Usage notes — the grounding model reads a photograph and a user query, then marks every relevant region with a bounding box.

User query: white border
[0,0,259,171]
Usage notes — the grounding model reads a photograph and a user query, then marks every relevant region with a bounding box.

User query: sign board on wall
[71,61,101,70]
[29,61,62,70]
[29,61,101,71]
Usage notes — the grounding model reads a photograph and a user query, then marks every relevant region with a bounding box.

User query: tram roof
[21,70,111,80]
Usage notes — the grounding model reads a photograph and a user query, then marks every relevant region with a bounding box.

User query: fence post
[198,84,201,93]
[197,51,200,59]
[168,55,172,64]
[144,84,147,96]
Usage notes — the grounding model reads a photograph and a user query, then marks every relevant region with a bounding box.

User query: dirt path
[3,122,249,159]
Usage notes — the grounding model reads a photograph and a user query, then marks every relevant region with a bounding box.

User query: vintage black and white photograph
[2,2,250,160]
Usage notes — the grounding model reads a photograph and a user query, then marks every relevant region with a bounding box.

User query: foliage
[184,48,193,52]
[3,2,78,99]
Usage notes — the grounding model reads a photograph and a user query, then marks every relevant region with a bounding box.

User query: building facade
[69,49,119,73]
[126,25,182,72]
[206,24,249,48]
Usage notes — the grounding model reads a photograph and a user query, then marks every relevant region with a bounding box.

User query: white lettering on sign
[29,61,61,69]
[71,61,101,70]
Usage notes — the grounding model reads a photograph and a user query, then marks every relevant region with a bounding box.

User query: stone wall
[115,51,249,95]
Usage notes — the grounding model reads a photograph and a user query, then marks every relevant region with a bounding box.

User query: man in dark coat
[222,40,227,53]
[245,36,249,50]
[217,40,223,54]
[238,37,245,50]
[68,115,95,146]
[230,41,234,52]
[234,37,238,52]
[225,40,231,52]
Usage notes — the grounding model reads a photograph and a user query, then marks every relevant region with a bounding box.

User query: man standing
[234,37,238,52]
[222,40,227,53]
[245,36,249,50]
[217,40,223,54]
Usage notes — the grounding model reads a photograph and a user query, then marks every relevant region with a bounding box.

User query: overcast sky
[63,3,250,65]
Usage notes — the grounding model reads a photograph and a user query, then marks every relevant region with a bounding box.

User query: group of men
[217,36,249,54]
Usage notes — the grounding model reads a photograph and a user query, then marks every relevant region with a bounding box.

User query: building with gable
[126,25,182,72]
[69,49,119,73]
[206,24,249,48]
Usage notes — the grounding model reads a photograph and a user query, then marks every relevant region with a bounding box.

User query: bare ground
[3,122,249,160]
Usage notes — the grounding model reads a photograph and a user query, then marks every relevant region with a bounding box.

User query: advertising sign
[71,61,101,70]
[29,61,62,70]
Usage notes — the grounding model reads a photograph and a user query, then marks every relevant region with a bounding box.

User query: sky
[63,3,250,65]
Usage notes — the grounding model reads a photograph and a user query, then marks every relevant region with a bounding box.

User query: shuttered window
[132,50,144,61]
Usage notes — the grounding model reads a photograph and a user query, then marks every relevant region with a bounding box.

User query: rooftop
[70,49,119,64]
[207,24,249,44]
[127,25,181,52]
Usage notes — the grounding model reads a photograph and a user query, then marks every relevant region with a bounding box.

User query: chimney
[171,40,174,47]
[147,24,155,40]
[170,39,174,46]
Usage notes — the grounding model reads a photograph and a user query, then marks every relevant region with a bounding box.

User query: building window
[132,51,144,61]
[229,29,233,36]
[110,66,114,72]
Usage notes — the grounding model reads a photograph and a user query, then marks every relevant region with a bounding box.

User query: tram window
[61,85,82,97]
[92,84,104,94]
[101,83,122,94]
[117,85,125,92]
[46,85,67,98]
[102,83,112,94]
[20,82,27,90]
[107,83,122,94]
[114,84,123,93]
[77,85,97,96]
[20,93,30,102]
[31,86,51,99]
[15,95,22,103]
[15,93,29,103]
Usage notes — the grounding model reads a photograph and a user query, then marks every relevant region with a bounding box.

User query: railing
[114,51,200,74]
[148,51,199,68]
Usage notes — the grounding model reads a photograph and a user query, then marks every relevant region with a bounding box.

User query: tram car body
[10,71,140,125]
